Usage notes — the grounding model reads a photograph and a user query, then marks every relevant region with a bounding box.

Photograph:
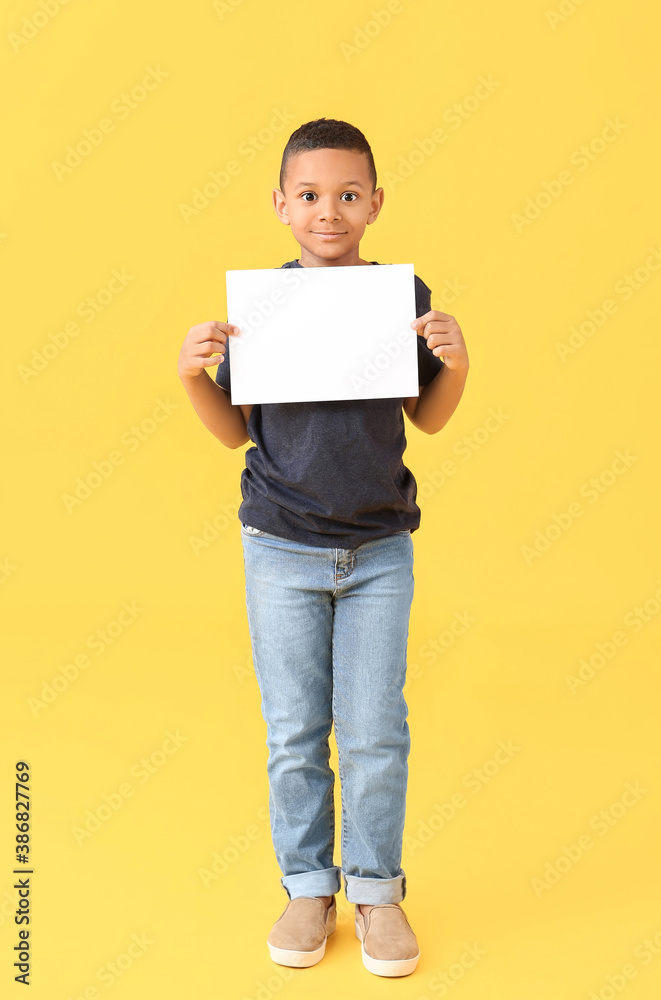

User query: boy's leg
[331,533,415,905]
[240,527,342,900]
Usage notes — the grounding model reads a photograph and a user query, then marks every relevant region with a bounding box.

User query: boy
[178,118,469,977]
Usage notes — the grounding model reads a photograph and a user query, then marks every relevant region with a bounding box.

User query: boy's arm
[180,369,250,449]
[402,389,424,422]
[406,304,470,433]
[405,364,469,435]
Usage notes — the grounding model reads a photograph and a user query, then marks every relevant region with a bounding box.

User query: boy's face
[273,148,384,267]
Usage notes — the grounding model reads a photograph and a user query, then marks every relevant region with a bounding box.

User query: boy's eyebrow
[293,180,365,189]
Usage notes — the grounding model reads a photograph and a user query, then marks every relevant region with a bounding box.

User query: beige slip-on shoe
[267,895,337,968]
[354,902,420,977]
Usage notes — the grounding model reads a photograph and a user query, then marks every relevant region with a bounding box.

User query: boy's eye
[301,192,357,202]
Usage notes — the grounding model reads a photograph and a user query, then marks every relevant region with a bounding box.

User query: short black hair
[279,118,377,196]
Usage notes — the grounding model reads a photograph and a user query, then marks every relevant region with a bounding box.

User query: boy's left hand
[411,310,469,373]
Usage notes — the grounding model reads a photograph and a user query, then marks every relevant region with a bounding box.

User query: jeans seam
[331,610,349,883]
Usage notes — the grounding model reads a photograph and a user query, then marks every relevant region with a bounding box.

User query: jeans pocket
[241,523,266,536]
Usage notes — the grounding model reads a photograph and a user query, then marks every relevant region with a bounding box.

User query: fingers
[201,339,226,354]
[210,321,241,335]
[411,310,455,328]
[189,321,241,344]
[180,321,238,379]
[415,320,454,336]
[415,317,461,357]
[425,337,453,353]
[186,350,226,372]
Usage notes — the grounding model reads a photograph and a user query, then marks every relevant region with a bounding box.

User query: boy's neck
[296,257,376,267]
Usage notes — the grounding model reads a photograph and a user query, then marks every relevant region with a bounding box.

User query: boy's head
[273,118,384,265]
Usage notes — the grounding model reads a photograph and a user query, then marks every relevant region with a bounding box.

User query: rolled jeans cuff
[281,867,342,899]
[343,871,407,904]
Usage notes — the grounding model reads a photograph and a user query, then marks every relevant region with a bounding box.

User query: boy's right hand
[177,321,241,379]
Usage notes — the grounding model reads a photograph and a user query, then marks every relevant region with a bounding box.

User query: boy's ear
[272,188,290,225]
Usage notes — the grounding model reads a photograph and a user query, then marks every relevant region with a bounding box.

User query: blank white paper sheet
[225,263,419,404]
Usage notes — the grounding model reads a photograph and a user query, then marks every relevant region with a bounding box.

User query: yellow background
[2,0,660,997]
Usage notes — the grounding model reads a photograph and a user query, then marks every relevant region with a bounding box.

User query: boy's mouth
[312,231,346,240]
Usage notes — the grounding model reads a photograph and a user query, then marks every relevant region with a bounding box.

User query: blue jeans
[240,521,415,905]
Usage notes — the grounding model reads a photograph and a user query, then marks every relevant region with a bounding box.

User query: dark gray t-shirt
[215,259,445,549]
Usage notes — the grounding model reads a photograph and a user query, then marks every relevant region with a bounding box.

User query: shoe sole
[268,912,336,968]
[354,917,420,977]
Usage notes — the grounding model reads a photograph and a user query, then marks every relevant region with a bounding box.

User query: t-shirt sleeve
[214,319,231,392]
[414,274,445,387]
